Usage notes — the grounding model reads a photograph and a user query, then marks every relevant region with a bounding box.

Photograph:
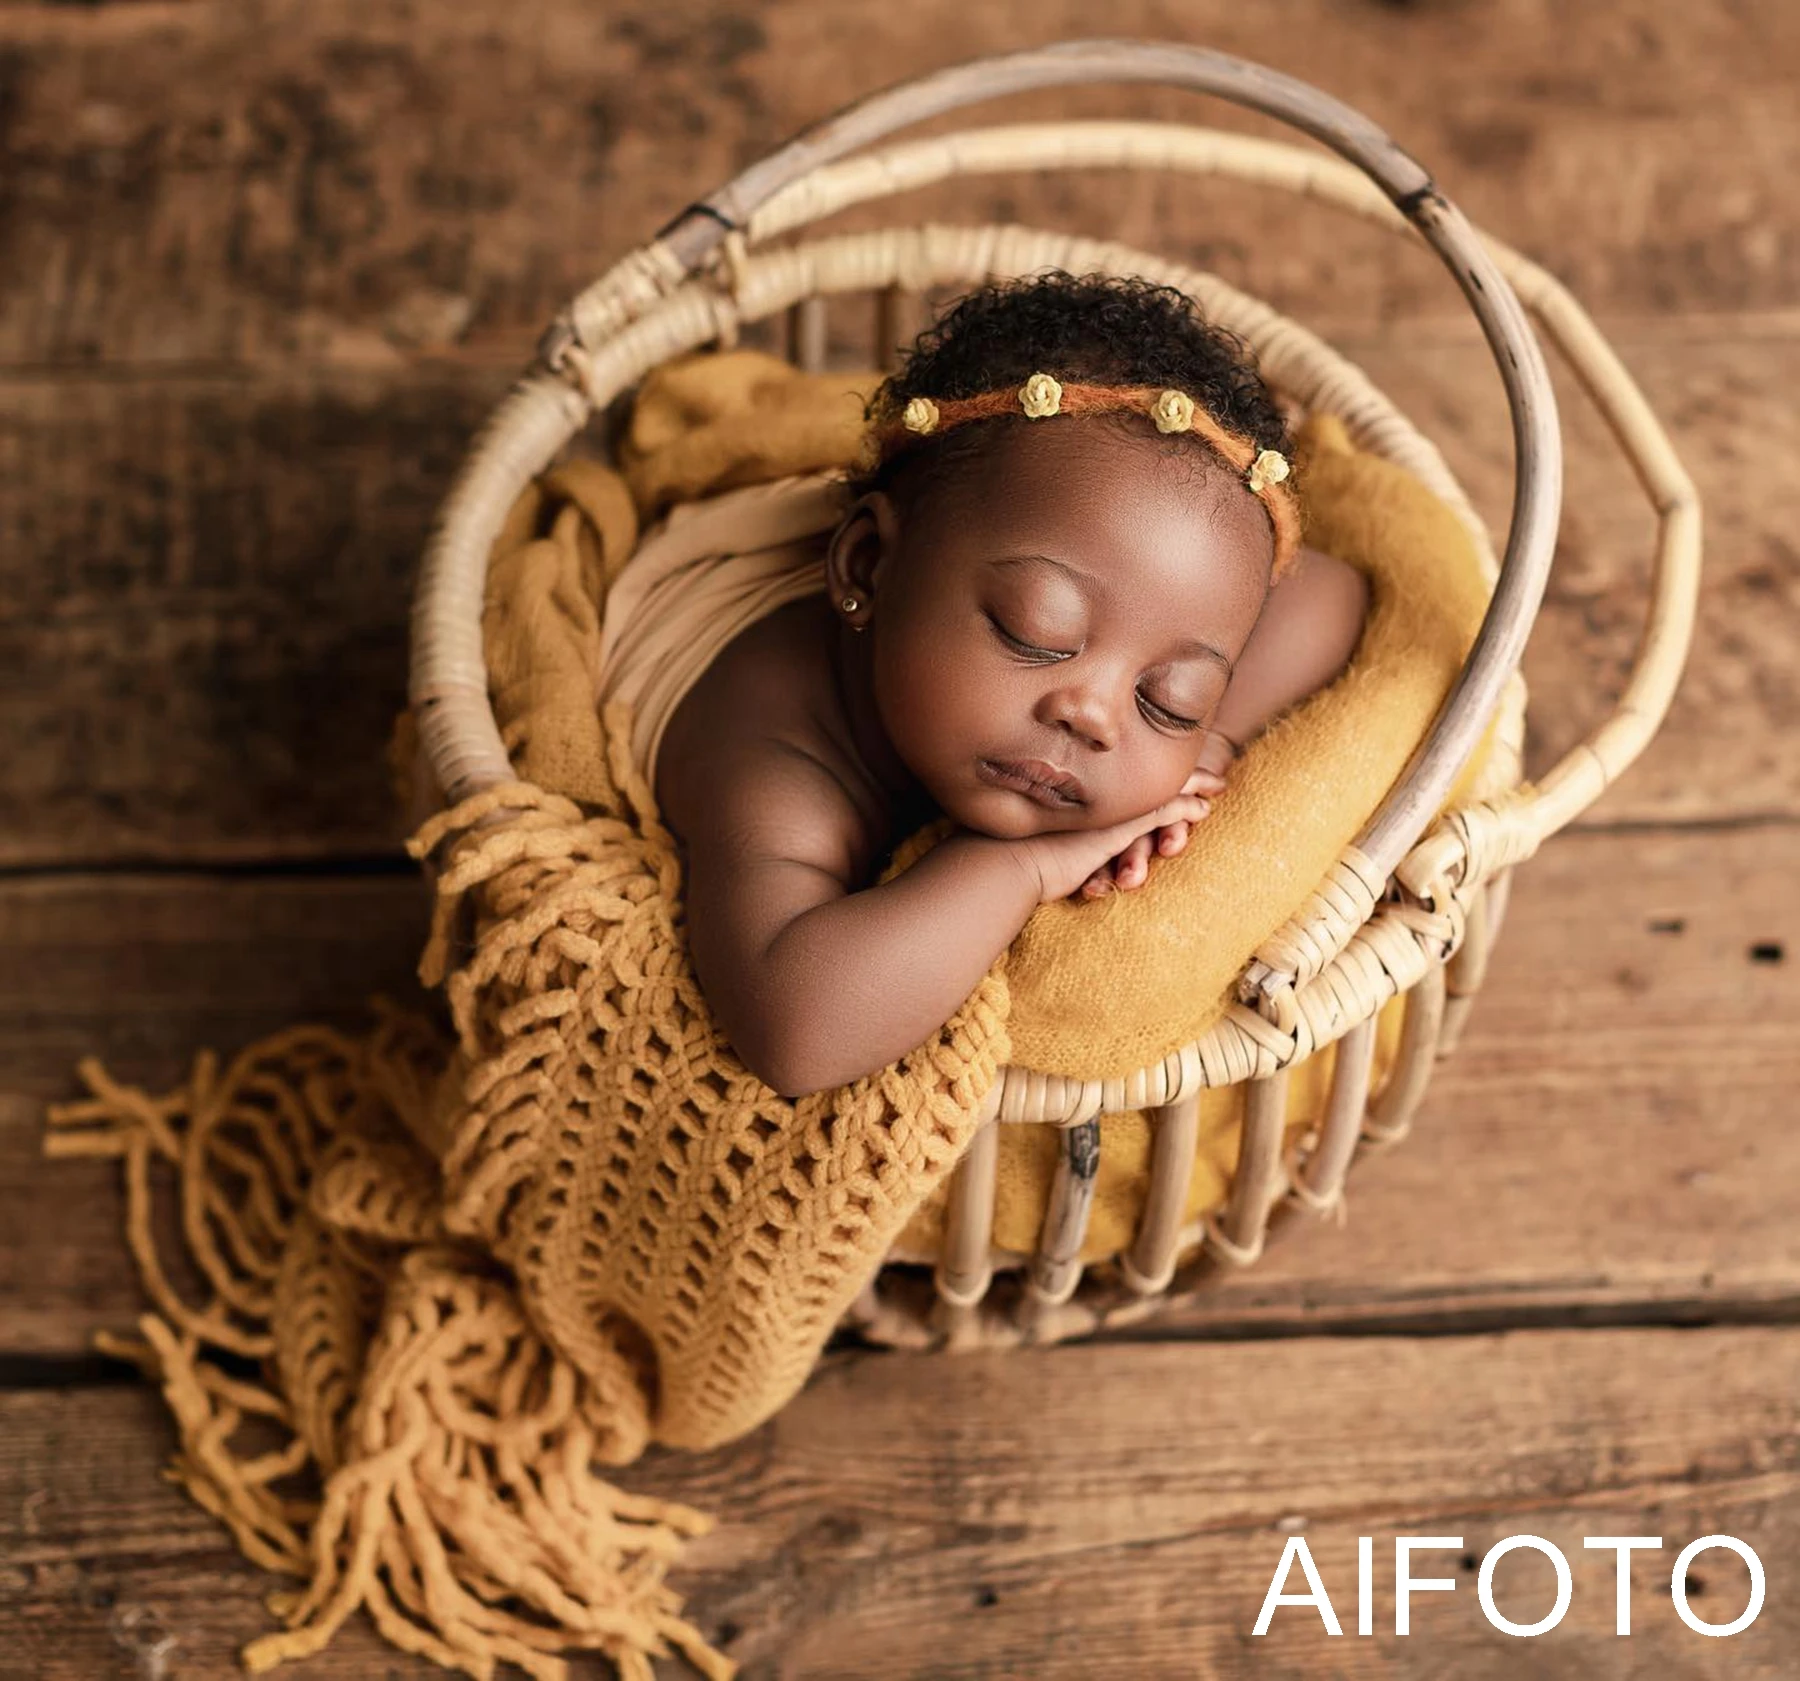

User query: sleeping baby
[652,273,1368,1097]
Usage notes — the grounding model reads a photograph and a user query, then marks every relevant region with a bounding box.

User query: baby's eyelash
[986,613,1069,662]
[988,614,1203,731]
[1139,694,1203,732]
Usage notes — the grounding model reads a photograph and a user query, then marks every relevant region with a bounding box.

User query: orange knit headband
[865,372,1302,578]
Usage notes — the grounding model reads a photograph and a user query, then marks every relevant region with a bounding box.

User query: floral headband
[864,372,1301,577]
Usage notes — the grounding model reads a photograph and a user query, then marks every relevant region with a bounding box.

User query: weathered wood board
[2,1326,1794,1677]
[0,366,500,866]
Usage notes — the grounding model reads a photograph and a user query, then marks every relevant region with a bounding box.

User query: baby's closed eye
[985,610,1073,661]
[984,613,1219,733]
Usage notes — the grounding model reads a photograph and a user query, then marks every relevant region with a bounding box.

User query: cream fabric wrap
[597,474,843,789]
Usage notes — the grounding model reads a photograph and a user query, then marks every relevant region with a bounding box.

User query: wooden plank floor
[5,1330,1798,1678]
[2,1,1794,1677]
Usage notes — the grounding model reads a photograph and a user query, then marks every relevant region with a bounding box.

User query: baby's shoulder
[655,599,886,882]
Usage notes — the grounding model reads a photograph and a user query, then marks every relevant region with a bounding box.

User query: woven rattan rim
[411,60,1697,1124]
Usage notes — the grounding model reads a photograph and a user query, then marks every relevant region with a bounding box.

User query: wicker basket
[410,42,1699,1350]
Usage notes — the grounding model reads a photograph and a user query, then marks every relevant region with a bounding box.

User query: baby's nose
[1039,682,1119,752]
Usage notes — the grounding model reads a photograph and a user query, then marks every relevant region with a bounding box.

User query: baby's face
[862,421,1273,839]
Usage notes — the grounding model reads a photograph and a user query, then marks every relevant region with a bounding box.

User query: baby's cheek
[881,639,997,755]
[1113,751,1196,824]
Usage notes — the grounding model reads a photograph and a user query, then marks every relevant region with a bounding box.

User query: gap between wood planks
[10,1291,1800,1397]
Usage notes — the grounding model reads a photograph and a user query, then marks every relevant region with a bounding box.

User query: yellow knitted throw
[48,733,1007,1680]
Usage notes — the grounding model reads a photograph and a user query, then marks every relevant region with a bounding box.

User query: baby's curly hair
[851,271,1290,499]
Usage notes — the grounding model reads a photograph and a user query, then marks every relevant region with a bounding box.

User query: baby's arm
[1200,546,1371,774]
[683,742,1206,1097]
[682,744,1044,1097]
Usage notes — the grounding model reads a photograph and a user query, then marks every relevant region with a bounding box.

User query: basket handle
[718,120,1695,882]
[583,40,1563,895]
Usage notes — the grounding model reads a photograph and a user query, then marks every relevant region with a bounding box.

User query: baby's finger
[1183,766,1229,798]
[1155,794,1211,830]
[1079,863,1115,899]
[1114,832,1156,889]
[1157,820,1191,856]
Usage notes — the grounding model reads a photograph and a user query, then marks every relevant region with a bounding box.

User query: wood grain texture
[1,1328,1794,1677]
[6,823,1792,1356]
[0,874,429,1353]
[0,367,504,866]
[3,329,1789,864]
[1,0,1794,371]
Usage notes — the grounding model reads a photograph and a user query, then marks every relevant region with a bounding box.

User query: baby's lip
[977,756,1087,808]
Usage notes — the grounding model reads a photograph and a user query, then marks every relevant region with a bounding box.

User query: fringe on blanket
[46,1015,733,1681]
[45,703,1006,1681]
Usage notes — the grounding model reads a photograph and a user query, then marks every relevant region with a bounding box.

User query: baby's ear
[824,491,900,606]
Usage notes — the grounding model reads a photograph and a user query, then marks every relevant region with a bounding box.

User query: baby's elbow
[767,1067,832,1101]
[750,1019,887,1099]
[692,933,829,1097]
[747,1048,837,1103]
[725,1012,837,1101]
[702,934,875,1098]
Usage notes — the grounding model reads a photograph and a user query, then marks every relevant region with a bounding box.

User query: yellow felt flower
[1247,448,1291,495]
[1151,389,1195,434]
[1018,373,1063,419]
[901,396,940,435]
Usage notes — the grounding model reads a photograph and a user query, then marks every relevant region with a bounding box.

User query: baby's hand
[1012,788,1215,906]
[1077,764,1228,899]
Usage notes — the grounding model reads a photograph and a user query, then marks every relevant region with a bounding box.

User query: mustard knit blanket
[45,348,1495,1681]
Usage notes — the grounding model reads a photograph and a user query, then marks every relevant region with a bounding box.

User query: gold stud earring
[841,595,859,612]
